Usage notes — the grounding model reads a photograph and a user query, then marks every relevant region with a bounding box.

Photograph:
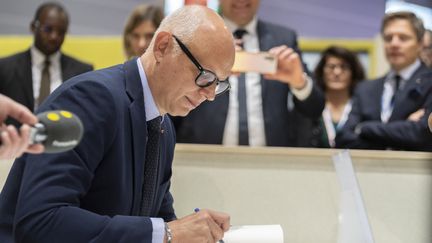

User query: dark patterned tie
[140,116,162,216]
[233,29,249,145]
[38,57,51,106]
[391,74,401,105]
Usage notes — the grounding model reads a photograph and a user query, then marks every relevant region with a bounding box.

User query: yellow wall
[0,36,124,70]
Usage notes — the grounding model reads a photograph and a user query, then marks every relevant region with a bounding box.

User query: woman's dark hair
[314,46,365,95]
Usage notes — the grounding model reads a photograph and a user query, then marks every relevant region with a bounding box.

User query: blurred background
[0,0,430,76]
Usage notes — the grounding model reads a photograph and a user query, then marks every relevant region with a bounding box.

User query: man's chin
[170,107,192,117]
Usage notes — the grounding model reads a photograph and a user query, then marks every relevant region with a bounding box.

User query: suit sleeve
[13,81,155,243]
[359,95,432,151]
[335,89,383,149]
[288,31,325,119]
[292,82,325,119]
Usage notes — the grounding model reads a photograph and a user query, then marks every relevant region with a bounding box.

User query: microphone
[30,110,84,153]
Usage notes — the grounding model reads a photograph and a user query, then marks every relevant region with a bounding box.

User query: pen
[194,208,225,243]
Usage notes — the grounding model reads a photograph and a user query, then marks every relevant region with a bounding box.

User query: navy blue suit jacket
[0,49,93,112]
[0,59,176,242]
[173,20,324,146]
[336,64,432,151]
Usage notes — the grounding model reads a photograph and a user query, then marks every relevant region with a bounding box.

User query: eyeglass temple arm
[172,35,204,72]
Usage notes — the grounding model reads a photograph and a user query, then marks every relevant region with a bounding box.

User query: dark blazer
[173,20,324,147]
[0,49,93,112]
[336,64,432,151]
[0,59,176,242]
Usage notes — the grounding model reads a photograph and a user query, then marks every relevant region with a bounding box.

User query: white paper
[222,225,283,243]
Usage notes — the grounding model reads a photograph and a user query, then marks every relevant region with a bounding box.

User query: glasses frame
[172,35,230,96]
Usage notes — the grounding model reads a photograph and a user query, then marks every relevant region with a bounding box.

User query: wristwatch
[164,222,172,243]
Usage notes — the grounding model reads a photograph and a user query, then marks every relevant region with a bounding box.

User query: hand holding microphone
[0,94,84,159]
[0,94,44,159]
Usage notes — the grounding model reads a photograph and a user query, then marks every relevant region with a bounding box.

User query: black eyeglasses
[172,35,230,96]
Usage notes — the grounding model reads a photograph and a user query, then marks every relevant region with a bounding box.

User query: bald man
[0,6,234,243]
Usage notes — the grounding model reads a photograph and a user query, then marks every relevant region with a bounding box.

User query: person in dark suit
[336,11,432,151]
[0,6,235,243]
[0,2,92,114]
[173,0,324,147]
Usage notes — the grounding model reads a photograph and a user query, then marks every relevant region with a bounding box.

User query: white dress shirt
[222,17,313,146]
[136,58,165,243]
[30,46,62,109]
[381,59,421,123]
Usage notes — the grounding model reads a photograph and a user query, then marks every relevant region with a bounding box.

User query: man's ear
[30,21,36,34]
[153,31,172,63]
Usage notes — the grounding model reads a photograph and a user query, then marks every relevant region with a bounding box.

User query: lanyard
[322,100,352,147]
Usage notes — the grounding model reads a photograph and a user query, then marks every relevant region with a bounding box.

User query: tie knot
[147,116,161,132]
[394,74,401,91]
[233,29,247,39]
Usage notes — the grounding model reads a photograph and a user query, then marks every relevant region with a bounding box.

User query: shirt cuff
[151,217,165,243]
[290,73,313,101]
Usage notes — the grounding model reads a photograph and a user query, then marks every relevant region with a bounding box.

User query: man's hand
[407,108,425,122]
[428,112,432,132]
[264,45,306,89]
[0,94,44,159]
[166,209,230,243]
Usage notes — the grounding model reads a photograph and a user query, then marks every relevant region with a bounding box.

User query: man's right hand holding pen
[164,209,230,243]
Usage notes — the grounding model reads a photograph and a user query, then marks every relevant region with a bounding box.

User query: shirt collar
[136,58,161,122]
[389,58,421,81]
[30,45,61,66]
[224,16,258,36]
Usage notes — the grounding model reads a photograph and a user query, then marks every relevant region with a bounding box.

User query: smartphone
[231,51,277,74]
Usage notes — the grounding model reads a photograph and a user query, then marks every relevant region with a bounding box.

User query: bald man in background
[0,6,234,243]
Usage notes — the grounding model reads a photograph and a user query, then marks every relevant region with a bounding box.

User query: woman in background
[310,46,365,147]
[123,4,163,59]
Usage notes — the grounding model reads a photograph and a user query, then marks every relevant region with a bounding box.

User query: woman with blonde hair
[123,4,163,59]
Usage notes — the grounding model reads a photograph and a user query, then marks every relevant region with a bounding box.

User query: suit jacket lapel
[257,21,272,104]
[60,54,72,81]
[374,78,385,120]
[124,58,148,215]
[20,50,35,110]
[390,64,429,121]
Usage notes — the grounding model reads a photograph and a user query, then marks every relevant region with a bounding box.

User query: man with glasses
[336,11,432,151]
[173,0,325,147]
[0,2,92,116]
[0,5,234,243]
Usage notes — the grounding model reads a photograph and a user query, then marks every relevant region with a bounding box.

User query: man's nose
[199,85,216,101]
[48,30,62,41]
[333,66,343,75]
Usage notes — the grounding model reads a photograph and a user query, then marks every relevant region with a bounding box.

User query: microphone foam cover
[36,110,84,153]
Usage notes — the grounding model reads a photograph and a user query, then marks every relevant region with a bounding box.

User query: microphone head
[36,110,84,153]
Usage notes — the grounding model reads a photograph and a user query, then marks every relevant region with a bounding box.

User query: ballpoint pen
[194,208,225,243]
